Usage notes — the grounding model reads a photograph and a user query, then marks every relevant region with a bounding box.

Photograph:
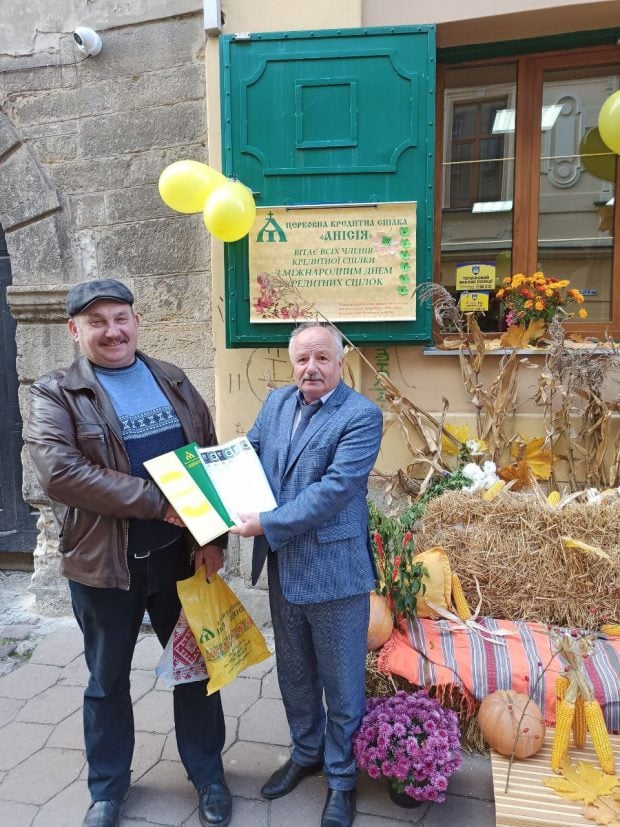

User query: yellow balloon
[203,180,257,242]
[579,127,616,182]
[158,160,226,214]
[598,90,620,155]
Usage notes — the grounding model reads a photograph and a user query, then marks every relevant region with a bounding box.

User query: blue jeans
[70,543,225,801]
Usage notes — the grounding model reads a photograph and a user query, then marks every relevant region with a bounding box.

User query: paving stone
[356,773,431,822]
[57,655,89,687]
[269,774,327,826]
[16,683,84,724]
[184,794,269,826]
[133,686,175,734]
[241,653,276,680]
[130,667,157,701]
[131,634,163,670]
[0,746,85,804]
[447,751,494,800]
[238,696,290,746]
[223,715,238,754]
[355,814,416,826]
[0,720,54,770]
[0,663,61,700]
[123,760,197,824]
[0,623,37,641]
[260,667,282,699]
[420,793,496,826]
[29,626,84,666]
[0,800,39,826]
[223,742,293,800]
[161,731,180,762]
[131,730,166,783]
[46,707,83,750]
[0,696,24,727]
[220,675,260,717]
[31,778,91,827]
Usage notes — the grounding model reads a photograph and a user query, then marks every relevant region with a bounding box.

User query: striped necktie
[289,400,321,454]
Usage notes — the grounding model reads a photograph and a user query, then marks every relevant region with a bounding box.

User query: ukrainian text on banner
[248,203,416,323]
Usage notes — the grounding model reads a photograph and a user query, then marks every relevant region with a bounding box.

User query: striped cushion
[377,617,620,732]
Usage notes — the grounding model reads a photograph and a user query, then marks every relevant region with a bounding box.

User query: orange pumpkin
[367,592,393,651]
[478,689,546,758]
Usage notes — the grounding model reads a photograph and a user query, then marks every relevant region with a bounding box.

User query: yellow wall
[207,0,620,479]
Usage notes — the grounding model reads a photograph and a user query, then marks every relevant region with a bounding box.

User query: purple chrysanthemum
[352,690,462,804]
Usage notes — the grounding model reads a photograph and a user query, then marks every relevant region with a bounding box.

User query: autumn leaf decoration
[498,436,553,488]
[500,318,547,348]
[584,790,620,825]
[441,424,470,457]
[543,760,619,805]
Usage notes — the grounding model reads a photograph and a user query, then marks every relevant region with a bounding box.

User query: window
[449,98,508,208]
[437,46,619,335]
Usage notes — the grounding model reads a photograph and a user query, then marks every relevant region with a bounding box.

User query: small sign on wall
[248,202,417,323]
[459,292,489,312]
[455,262,496,291]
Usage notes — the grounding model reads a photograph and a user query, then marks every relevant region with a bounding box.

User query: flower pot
[388,785,423,808]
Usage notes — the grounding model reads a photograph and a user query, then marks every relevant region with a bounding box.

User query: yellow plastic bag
[177,567,271,695]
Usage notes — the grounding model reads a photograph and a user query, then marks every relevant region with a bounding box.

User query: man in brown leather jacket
[27,279,232,827]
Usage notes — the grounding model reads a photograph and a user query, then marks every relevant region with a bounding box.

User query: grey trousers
[267,553,369,790]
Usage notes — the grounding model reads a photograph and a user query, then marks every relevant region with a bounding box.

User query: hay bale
[413,490,620,629]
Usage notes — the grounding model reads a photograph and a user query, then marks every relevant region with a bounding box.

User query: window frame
[446,95,511,209]
[435,42,620,339]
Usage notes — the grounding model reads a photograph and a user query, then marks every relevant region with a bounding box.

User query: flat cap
[66,279,134,317]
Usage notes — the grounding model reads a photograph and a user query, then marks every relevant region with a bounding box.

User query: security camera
[73,27,102,57]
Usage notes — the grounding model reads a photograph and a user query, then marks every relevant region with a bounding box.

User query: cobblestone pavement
[0,570,496,826]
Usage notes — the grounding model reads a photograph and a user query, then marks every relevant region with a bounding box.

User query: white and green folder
[144,437,276,546]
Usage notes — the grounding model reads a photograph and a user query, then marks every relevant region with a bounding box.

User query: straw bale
[413,490,620,629]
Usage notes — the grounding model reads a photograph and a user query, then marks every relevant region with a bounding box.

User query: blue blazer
[247,380,383,604]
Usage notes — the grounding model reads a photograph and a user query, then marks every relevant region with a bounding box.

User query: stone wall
[0,9,228,613]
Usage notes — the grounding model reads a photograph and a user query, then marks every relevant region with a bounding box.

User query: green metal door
[221,25,435,346]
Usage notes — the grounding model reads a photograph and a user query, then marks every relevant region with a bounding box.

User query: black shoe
[82,799,123,827]
[260,757,323,799]
[321,788,356,827]
[198,781,232,827]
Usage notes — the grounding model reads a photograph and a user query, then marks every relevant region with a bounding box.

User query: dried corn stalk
[535,320,620,489]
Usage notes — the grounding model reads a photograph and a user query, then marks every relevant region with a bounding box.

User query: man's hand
[163,505,185,527]
[194,544,224,577]
[230,512,264,538]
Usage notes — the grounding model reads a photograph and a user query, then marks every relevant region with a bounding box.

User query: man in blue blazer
[231,323,383,827]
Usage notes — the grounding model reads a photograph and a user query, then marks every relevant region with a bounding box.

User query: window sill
[423,346,547,356]
[424,343,619,356]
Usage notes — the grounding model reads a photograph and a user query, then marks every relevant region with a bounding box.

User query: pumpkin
[477,689,546,758]
[367,592,393,651]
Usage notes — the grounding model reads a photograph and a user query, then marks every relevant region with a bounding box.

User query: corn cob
[547,490,561,507]
[551,699,575,771]
[572,697,586,748]
[583,699,616,774]
[554,675,585,747]
[482,480,505,501]
[555,675,568,701]
[451,572,472,621]
[601,623,620,636]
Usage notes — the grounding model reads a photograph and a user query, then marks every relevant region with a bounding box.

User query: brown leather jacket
[27,351,223,589]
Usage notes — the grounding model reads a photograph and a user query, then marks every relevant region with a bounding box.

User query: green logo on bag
[199,626,216,643]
